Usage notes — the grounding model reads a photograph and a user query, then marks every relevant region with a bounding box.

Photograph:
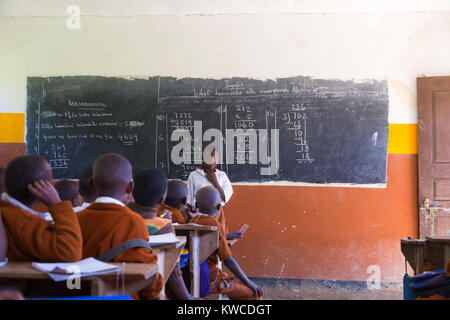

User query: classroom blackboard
[26,76,389,185]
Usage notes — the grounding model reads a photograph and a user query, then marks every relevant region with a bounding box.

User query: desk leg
[190,230,200,298]
[157,250,166,290]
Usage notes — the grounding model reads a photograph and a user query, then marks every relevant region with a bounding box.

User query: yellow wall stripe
[0,113,418,154]
[0,113,25,143]
[388,123,418,155]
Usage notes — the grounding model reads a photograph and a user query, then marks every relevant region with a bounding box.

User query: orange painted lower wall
[225,154,418,283]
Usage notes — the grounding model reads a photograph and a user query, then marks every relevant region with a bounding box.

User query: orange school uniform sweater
[77,203,163,299]
[216,206,228,235]
[0,200,82,262]
[31,202,48,213]
[157,203,185,224]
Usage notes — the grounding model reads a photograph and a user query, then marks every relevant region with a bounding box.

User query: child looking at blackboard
[77,153,163,299]
[187,149,244,241]
[128,168,193,300]
[0,155,82,262]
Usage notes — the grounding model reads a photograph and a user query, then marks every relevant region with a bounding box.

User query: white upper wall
[1,1,450,123]
[1,0,450,16]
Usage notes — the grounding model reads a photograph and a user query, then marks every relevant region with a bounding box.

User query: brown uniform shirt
[78,202,163,299]
[0,200,82,262]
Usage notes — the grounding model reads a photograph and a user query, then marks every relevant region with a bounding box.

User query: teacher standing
[187,149,243,241]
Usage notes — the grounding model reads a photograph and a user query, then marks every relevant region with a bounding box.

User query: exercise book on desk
[148,233,180,246]
[32,257,121,282]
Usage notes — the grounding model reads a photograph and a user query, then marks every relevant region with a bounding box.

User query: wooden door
[418,76,450,238]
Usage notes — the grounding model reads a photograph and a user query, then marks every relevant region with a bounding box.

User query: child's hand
[246,281,263,298]
[27,180,61,207]
[186,203,199,219]
[204,169,219,186]
[226,231,244,240]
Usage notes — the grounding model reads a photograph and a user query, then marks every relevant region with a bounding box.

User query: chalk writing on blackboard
[27,76,389,185]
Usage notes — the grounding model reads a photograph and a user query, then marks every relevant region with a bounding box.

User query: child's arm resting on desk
[223,257,263,298]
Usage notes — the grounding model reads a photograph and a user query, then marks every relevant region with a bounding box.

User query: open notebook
[32,257,121,282]
[148,233,180,246]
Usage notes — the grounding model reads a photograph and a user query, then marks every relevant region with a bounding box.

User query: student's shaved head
[4,155,53,205]
[54,180,82,207]
[92,153,133,203]
[165,179,188,209]
[133,169,168,207]
[78,167,95,202]
[0,167,6,194]
[195,186,221,217]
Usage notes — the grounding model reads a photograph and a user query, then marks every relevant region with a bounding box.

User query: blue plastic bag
[181,253,211,297]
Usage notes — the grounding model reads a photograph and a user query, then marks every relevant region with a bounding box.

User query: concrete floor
[250,278,404,300]
[261,285,403,300]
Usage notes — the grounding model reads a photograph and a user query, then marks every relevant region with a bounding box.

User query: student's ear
[125,180,134,195]
[182,197,187,205]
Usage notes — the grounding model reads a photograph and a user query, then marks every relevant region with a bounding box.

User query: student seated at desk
[0,155,82,262]
[128,169,173,235]
[77,153,163,300]
[54,180,82,208]
[189,186,263,300]
[128,169,193,300]
[158,179,198,224]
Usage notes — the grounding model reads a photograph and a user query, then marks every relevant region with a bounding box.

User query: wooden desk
[0,262,158,298]
[173,224,219,298]
[401,237,450,274]
[152,236,186,284]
